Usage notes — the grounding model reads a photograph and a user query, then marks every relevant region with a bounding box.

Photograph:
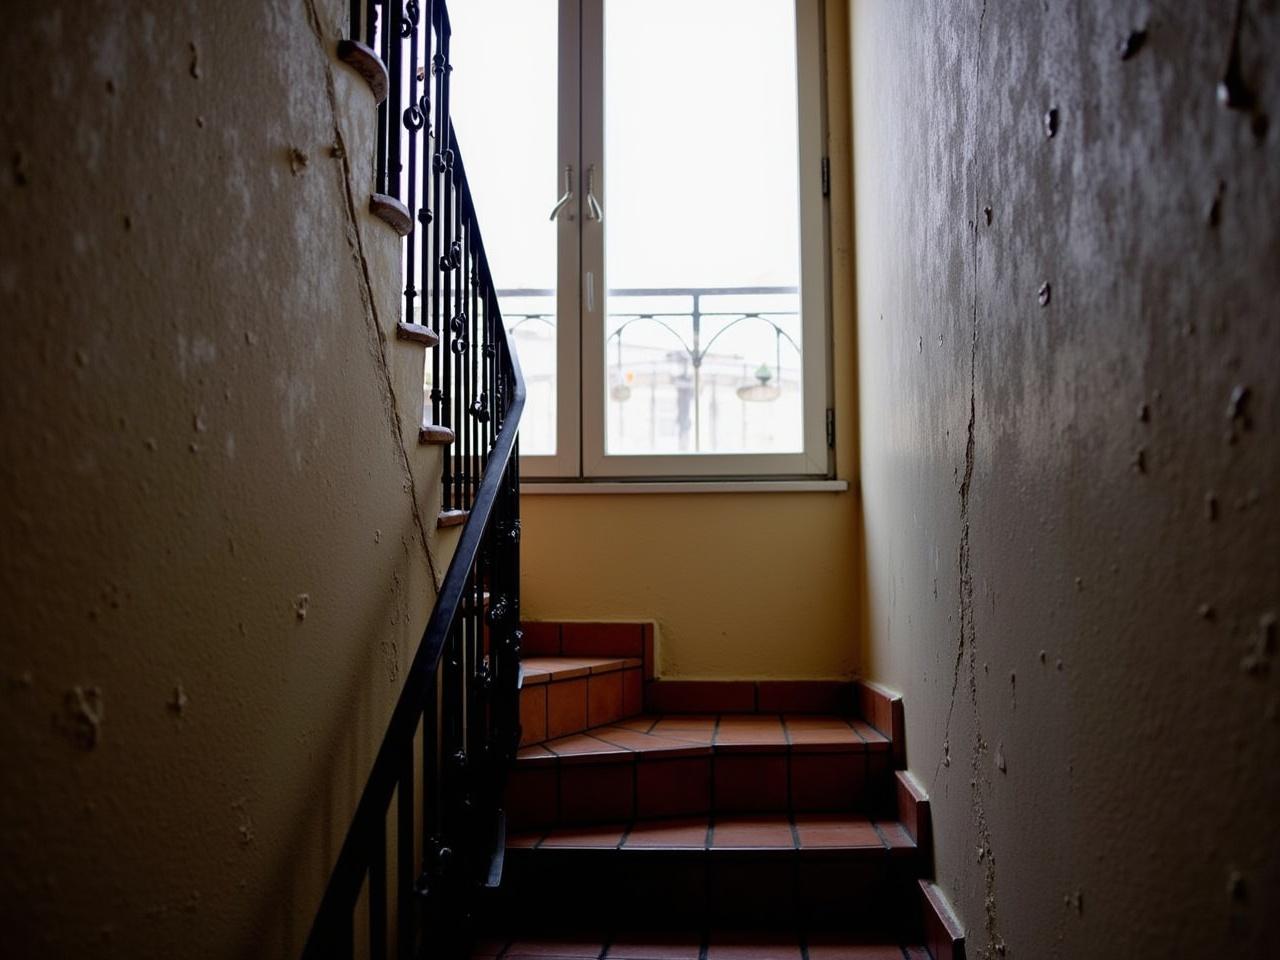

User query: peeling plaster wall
[850,1,1279,956]
[0,1,445,955]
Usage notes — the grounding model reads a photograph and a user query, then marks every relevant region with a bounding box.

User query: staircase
[473,623,964,960]
[310,1,965,956]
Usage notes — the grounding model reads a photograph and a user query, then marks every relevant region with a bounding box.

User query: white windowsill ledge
[520,479,849,495]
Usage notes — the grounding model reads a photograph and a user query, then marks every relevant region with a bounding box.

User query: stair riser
[494,849,922,933]
[519,667,644,745]
[508,751,895,829]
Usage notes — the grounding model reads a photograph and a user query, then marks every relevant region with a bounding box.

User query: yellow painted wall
[0,1,452,954]
[521,3,860,680]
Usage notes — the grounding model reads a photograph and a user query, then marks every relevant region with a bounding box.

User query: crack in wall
[302,0,441,591]
[935,1,1005,955]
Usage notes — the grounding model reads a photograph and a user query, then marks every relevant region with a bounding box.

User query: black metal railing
[304,3,525,958]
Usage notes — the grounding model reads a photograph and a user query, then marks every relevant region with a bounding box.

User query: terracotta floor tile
[637,756,712,817]
[517,744,557,765]
[544,733,632,761]
[588,670,626,727]
[622,817,710,848]
[713,754,788,812]
[506,829,546,848]
[506,767,558,829]
[714,715,786,747]
[653,727,715,746]
[592,726,705,758]
[538,823,627,849]
[651,715,718,731]
[547,677,589,739]
[705,933,803,960]
[505,939,605,958]
[561,764,635,822]
[848,720,889,745]
[710,816,796,849]
[782,716,861,750]
[613,715,660,732]
[562,621,645,658]
[622,667,644,717]
[520,621,563,657]
[790,753,864,812]
[606,932,702,960]
[874,821,915,849]
[520,684,548,746]
[806,942,906,960]
[793,814,882,849]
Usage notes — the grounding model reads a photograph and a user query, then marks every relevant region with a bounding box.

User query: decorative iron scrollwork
[439,239,462,272]
[469,395,490,422]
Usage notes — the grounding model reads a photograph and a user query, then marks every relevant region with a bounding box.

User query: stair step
[472,931,929,959]
[519,655,645,746]
[396,321,439,347]
[370,192,413,236]
[336,39,388,104]
[511,813,916,855]
[508,714,893,829]
[494,814,923,933]
[437,509,468,529]
[420,423,456,445]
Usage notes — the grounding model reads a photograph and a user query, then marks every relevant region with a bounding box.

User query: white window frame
[522,0,831,480]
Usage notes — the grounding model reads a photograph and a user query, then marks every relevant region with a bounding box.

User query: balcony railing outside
[502,286,802,456]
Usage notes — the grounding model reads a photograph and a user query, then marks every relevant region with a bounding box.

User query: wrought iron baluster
[386,1,402,200]
[396,752,414,960]
[463,209,474,510]
[307,4,525,955]
[369,816,387,959]
[376,1,390,195]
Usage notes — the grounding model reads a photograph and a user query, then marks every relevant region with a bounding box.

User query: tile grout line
[780,713,794,815]
[869,819,892,850]
[787,809,802,852]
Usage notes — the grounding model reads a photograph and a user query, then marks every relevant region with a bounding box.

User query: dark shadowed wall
[850,1,1279,956]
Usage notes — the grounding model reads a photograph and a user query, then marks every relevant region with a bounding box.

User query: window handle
[585,163,604,222]
[548,164,574,221]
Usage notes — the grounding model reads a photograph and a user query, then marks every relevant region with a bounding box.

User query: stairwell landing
[477,621,965,960]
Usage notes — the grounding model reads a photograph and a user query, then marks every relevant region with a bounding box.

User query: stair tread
[517,713,888,762]
[523,655,644,684]
[508,813,916,855]
[475,933,928,959]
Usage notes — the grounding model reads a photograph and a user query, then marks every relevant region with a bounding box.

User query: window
[451,0,829,479]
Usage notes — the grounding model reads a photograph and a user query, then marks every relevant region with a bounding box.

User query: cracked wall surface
[850,1,1279,956]
[0,0,441,955]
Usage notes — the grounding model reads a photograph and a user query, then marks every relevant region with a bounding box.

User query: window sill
[520,479,849,495]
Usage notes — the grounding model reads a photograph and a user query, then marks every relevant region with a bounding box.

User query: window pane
[449,1,559,456]
[603,0,802,456]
